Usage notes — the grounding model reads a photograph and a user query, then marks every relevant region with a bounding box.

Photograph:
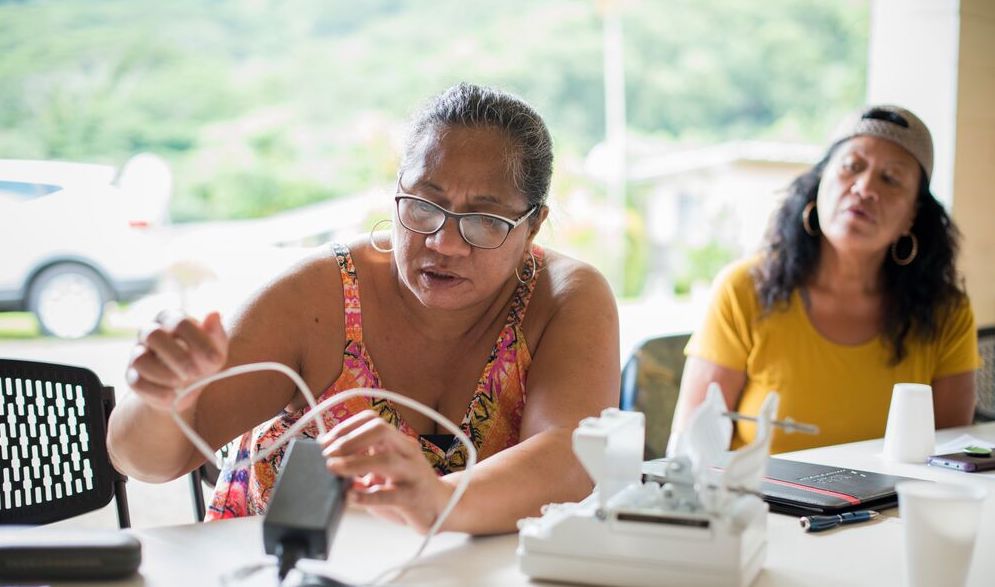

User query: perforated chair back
[977,326,995,422]
[0,359,130,528]
[619,333,692,459]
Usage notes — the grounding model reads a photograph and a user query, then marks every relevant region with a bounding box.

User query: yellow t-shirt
[687,258,981,454]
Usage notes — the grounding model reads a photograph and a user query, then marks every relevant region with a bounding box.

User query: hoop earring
[515,250,538,285]
[891,232,918,266]
[369,219,394,254]
[801,201,819,237]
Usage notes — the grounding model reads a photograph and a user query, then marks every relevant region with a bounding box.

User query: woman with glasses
[671,105,980,455]
[108,83,620,534]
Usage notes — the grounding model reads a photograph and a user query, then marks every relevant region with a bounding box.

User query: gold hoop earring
[369,219,394,253]
[801,201,819,237]
[515,250,538,285]
[891,232,918,266]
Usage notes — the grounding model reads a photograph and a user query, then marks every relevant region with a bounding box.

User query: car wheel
[28,264,111,339]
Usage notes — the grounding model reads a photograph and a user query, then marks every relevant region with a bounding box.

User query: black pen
[799,510,880,532]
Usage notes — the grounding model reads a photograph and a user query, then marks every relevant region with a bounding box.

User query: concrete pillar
[951,1,995,326]
[869,0,995,325]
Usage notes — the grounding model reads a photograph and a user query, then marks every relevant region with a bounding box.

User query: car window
[0,180,63,199]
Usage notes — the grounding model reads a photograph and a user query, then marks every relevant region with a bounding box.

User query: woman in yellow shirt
[673,105,980,454]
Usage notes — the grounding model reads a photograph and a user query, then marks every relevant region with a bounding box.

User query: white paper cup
[897,481,988,587]
[882,383,935,463]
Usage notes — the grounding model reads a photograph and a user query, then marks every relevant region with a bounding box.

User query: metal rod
[705,484,767,499]
[723,412,820,435]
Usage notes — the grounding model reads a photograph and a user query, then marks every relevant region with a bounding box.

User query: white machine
[518,386,780,587]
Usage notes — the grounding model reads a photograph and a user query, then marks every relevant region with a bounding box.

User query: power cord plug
[262,438,349,582]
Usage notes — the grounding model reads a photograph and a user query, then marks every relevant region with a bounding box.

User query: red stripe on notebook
[764,478,861,505]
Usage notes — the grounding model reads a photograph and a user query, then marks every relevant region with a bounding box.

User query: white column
[600,0,628,293]
[869,0,995,325]
[951,1,995,325]
[867,0,960,207]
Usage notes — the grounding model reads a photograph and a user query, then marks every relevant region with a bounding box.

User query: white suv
[0,159,168,338]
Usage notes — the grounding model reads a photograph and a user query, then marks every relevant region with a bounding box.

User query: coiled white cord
[171,361,477,585]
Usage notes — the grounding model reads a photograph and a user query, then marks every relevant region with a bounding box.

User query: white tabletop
[24,421,995,586]
[761,421,995,587]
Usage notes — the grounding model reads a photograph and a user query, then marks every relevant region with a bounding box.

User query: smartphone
[927,451,995,473]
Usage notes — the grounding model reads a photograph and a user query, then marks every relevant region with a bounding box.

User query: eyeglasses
[394,193,536,250]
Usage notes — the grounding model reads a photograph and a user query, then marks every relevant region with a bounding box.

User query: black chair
[189,441,234,522]
[189,464,210,522]
[619,333,692,460]
[0,359,130,528]
[977,326,995,422]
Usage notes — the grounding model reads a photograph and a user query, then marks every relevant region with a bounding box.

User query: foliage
[1,0,868,208]
[623,206,649,297]
[673,241,737,296]
[623,0,867,142]
[0,0,868,293]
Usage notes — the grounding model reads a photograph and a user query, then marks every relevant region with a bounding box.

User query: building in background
[587,139,820,297]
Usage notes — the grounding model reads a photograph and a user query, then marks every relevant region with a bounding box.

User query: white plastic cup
[897,481,988,587]
[882,383,935,463]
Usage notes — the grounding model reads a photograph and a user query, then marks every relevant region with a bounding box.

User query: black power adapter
[262,437,350,582]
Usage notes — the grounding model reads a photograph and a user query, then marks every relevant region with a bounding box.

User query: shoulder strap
[332,243,364,342]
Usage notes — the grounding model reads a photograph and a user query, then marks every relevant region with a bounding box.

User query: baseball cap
[831,105,934,182]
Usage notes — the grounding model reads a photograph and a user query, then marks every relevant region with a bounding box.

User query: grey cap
[831,105,934,182]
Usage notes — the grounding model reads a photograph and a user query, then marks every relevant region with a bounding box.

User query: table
[32,422,995,586]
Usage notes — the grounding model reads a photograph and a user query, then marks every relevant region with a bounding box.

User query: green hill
[0,0,867,221]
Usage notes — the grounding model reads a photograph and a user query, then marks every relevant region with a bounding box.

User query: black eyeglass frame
[393,192,537,250]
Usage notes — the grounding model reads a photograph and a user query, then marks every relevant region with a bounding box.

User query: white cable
[171,361,327,468]
[170,361,477,586]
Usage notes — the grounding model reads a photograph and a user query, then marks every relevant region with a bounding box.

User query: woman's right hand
[126,310,229,413]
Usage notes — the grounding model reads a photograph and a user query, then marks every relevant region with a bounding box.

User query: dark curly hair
[753,142,965,364]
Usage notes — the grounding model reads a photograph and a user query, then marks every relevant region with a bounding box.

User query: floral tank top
[206,243,541,519]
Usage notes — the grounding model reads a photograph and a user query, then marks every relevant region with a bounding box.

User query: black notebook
[642,457,911,516]
[759,458,911,515]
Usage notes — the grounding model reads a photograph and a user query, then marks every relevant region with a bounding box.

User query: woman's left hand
[318,410,454,534]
